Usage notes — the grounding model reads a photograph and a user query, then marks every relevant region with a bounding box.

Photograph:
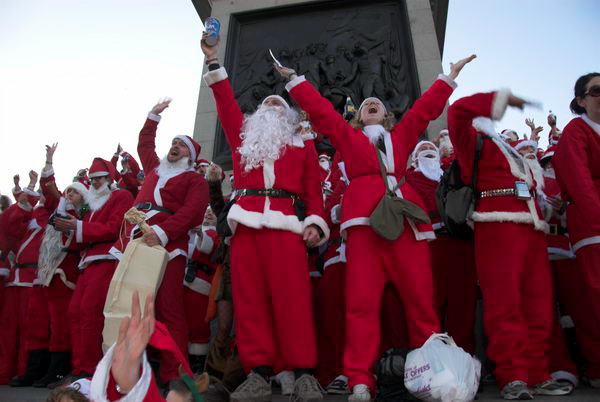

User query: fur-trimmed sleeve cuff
[147,112,161,122]
[203,66,228,86]
[76,219,83,243]
[285,75,307,92]
[303,214,330,247]
[151,225,169,247]
[41,168,54,178]
[437,74,458,89]
[492,88,511,121]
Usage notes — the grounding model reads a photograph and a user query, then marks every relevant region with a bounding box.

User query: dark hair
[570,72,600,115]
[46,387,90,402]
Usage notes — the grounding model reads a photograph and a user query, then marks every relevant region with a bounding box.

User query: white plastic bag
[404,333,481,402]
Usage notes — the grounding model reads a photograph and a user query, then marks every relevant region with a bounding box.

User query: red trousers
[575,244,600,340]
[315,262,346,386]
[475,222,552,388]
[230,225,317,370]
[25,286,50,350]
[344,225,439,390]
[549,257,600,379]
[183,274,212,356]
[429,236,478,354]
[68,260,117,375]
[0,285,32,383]
[45,276,74,351]
[155,256,189,382]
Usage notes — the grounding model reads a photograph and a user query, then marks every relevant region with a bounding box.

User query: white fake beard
[238,105,298,172]
[524,155,545,192]
[363,124,387,144]
[156,156,191,178]
[88,182,111,211]
[415,151,444,182]
[319,160,330,171]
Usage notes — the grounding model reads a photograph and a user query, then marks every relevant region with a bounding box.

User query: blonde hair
[348,112,396,132]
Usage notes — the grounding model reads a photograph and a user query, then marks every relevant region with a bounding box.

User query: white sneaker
[275,370,295,396]
[348,384,371,401]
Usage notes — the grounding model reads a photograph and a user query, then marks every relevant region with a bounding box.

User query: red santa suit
[0,194,43,382]
[183,225,220,360]
[448,90,553,388]
[111,151,142,197]
[68,159,134,376]
[548,125,600,382]
[288,73,456,390]
[405,143,478,354]
[553,115,600,347]
[110,115,208,382]
[204,67,329,372]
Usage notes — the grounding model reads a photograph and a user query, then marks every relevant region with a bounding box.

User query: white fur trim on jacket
[572,236,600,253]
[196,231,214,254]
[78,254,116,269]
[203,66,228,86]
[330,204,341,224]
[41,168,55,178]
[151,225,169,247]
[436,74,458,89]
[227,202,304,235]
[184,276,211,296]
[188,343,209,356]
[303,214,330,247]
[471,211,549,232]
[0,268,9,277]
[76,220,83,243]
[285,75,307,92]
[492,88,511,121]
[90,344,153,402]
[23,188,40,197]
[147,112,161,122]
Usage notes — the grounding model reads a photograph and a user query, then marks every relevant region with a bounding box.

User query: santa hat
[88,157,118,181]
[65,181,90,202]
[358,97,387,116]
[411,140,439,166]
[229,174,234,183]
[500,129,517,140]
[174,135,201,163]
[261,95,290,109]
[540,146,556,164]
[196,159,210,168]
[318,153,331,161]
[513,139,538,152]
[439,129,449,136]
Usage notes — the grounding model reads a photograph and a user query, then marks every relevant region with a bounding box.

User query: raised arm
[40,143,61,212]
[138,100,171,172]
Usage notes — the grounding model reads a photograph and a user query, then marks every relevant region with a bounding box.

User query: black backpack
[435,135,483,240]
[375,348,420,402]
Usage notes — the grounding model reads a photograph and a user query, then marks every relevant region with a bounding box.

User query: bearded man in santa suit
[281,53,475,400]
[110,99,208,385]
[553,72,600,388]
[53,158,133,380]
[448,89,573,399]
[201,36,329,402]
[405,140,478,354]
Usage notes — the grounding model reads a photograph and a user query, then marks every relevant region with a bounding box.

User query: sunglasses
[584,85,600,98]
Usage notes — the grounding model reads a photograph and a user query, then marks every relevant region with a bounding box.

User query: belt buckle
[514,181,531,200]
[548,223,558,236]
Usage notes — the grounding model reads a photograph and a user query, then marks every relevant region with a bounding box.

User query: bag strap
[376,149,404,194]
[471,134,483,190]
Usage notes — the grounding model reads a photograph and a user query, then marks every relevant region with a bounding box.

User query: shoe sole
[535,389,573,396]
[327,389,351,395]
[501,391,534,400]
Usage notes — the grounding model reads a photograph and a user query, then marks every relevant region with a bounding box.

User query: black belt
[61,248,80,255]
[87,240,114,248]
[548,223,568,236]
[236,188,298,199]
[16,262,37,269]
[135,202,174,215]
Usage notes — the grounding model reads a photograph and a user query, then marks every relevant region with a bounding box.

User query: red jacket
[288,74,456,240]
[204,67,329,245]
[448,90,548,232]
[553,116,600,253]
[111,116,208,261]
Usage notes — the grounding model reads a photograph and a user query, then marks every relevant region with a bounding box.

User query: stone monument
[191,0,449,169]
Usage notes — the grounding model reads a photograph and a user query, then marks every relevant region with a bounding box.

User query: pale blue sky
[1,0,598,195]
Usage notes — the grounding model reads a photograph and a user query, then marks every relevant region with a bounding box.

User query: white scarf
[416,150,444,182]
[363,124,387,144]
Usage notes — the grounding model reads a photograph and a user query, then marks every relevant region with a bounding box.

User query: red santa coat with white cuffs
[184,226,220,296]
[553,115,600,253]
[74,189,133,269]
[287,74,457,240]
[448,90,548,232]
[203,67,330,243]
[110,115,208,261]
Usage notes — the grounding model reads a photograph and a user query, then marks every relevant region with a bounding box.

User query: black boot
[9,349,50,387]
[33,351,71,388]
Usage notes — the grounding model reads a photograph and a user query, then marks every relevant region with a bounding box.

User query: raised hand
[13,174,20,187]
[201,32,219,59]
[116,143,123,155]
[28,170,39,187]
[448,54,477,80]
[525,118,535,130]
[111,292,155,394]
[46,143,58,163]
[507,94,528,110]
[151,98,172,115]
[273,63,297,80]
[525,118,543,142]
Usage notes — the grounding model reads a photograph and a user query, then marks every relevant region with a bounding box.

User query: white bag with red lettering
[404,333,481,402]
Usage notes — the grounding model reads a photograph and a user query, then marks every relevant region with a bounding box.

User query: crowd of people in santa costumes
[0,30,599,402]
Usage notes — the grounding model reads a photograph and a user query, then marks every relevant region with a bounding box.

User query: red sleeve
[121,172,139,198]
[447,91,498,183]
[110,154,119,168]
[153,175,209,243]
[301,141,327,223]
[288,79,354,154]
[78,191,134,244]
[392,78,455,165]
[554,121,600,228]
[208,76,244,151]
[8,205,32,241]
[40,173,60,213]
[137,118,161,173]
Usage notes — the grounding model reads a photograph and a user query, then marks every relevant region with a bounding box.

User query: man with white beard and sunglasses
[201,36,329,402]
[405,141,478,355]
[109,99,209,387]
[54,158,133,381]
